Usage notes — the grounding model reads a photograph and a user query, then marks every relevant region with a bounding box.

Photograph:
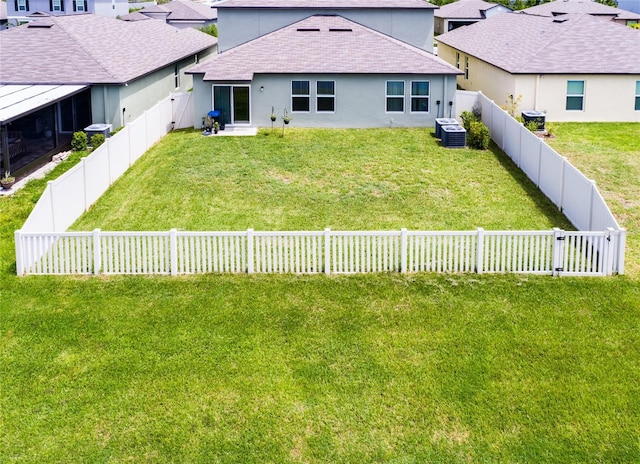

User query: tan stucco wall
[438,43,640,122]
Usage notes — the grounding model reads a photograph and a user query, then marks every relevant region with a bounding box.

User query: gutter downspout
[534,74,541,111]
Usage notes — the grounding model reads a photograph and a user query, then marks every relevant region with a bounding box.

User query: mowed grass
[1,126,639,463]
[547,122,640,275]
[71,128,571,231]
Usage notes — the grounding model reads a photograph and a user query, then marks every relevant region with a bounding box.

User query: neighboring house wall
[192,73,458,128]
[439,43,640,122]
[93,54,209,128]
[217,8,434,52]
[93,0,129,18]
[7,0,128,19]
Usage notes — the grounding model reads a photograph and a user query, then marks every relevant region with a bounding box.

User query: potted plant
[214,121,220,134]
[1,171,15,190]
[282,108,292,125]
[270,106,277,123]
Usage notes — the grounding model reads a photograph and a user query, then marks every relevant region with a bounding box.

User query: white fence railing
[14,92,626,277]
[15,228,626,277]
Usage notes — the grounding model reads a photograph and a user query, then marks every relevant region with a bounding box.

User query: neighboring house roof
[522,0,640,22]
[436,12,640,74]
[137,0,217,21]
[119,11,151,21]
[189,15,461,81]
[216,0,436,9]
[435,0,512,19]
[0,13,217,85]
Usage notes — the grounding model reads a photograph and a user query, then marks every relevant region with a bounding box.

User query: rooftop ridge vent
[297,28,321,32]
[329,28,353,32]
[553,18,568,23]
[28,21,54,27]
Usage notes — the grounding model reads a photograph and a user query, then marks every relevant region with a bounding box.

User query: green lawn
[546,122,640,275]
[1,126,639,463]
[71,128,570,231]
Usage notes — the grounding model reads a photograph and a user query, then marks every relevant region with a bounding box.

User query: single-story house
[436,12,640,122]
[120,0,217,29]
[434,0,512,35]
[215,0,437,53]
[0,13,217,177]
[521,0,640,26]
[188,15,462,129]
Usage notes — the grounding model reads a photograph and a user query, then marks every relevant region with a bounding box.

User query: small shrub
[467,121,490,150]
[545,122,557,137]
[460,110,479,132]
[91,134,106,149]
[71,131,88,151]
[525,121,540,133]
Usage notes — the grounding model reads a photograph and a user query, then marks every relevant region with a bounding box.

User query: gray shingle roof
[436,12,640,74]
[0,13,217,85]
[435,0,511,19]
[140,0,217,21]
[217,0,436,9]
[523,0,640,21]
[189,15,461,80]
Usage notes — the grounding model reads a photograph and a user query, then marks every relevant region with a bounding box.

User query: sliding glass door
[213,85,251,125]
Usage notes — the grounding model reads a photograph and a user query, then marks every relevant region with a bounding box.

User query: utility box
[84,124,112,139]
[441,124,467,148]
[435,118,459,139]
[521,111,546,131]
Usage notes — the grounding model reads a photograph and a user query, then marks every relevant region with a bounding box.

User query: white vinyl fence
[475,92,622,233]
[14,92,626,277]
[15,228,625,277]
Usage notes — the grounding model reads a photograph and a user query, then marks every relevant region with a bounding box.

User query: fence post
[616,228,626,275]
[247,228,254,274]
[170,228,178,276]
[48,181,56,231]
[93,229,101,275]
[604,228,615,276]
[82,157,89,212]
[552,228,565,277]
[400,228,408,273]
[14,230,23,276]
[324,228,331,275]
[588,180,597,231]
[476,228,484,274]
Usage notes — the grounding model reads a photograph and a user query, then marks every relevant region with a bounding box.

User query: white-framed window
[635,80,640,111]
[316,81,335,113]
[174,64,180,89]
[17,0,29,11]
[51,0,63,11]
[386,81,405,113]
[456,52,460,69]
[566,80,585,111]
[465,57,469,80]
[291,80,310,112]
[73,0,87,11]
[410,81,430,113]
